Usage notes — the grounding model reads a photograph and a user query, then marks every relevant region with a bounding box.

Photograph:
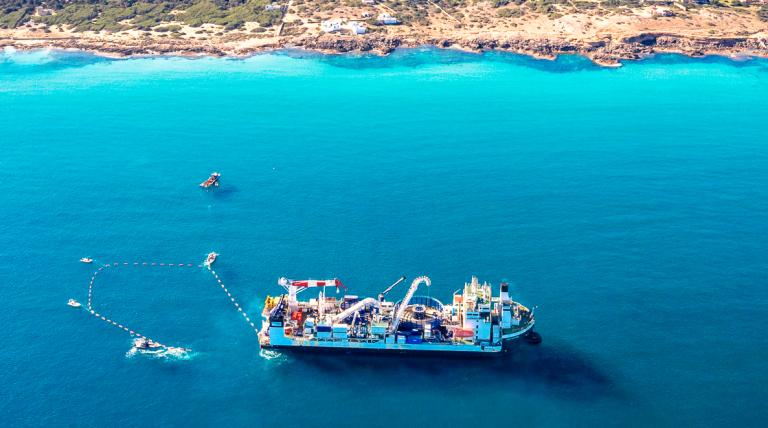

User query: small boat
[199,172,221,188]
[67,299,82,308]
[80,257,93,263]
[133,337,162,350]
[204,252,218,267]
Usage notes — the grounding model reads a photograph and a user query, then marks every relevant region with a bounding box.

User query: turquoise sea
[1,47,767,426]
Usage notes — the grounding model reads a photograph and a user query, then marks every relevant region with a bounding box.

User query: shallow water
[1,47,767,426]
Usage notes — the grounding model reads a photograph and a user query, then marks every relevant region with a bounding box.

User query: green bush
[0,6,28,28]
[179,0,280,29]
[155,24,182,31]
[759,5,768,22]
[496,6,522,17]
[130,3,175,30]
[181,0,225,26]
[34,2,174,32]
[39,4,99,31]
[4,0,284,32]
[573,1,596,9]
[600,0,640,7]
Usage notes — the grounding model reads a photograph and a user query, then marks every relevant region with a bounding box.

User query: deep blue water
[1,46,767,426]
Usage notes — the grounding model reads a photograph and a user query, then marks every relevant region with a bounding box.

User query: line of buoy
[83,260,196,353]
[206,267,260,334]
[79,257,258,353]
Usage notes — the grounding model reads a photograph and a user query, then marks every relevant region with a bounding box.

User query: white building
[377,13,400,25]
[321,19,343,33]
[34,6,53,16]
[346,21,367,35]
[651,6,675,17]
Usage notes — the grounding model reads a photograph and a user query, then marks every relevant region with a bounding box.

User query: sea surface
[1,47,767,427]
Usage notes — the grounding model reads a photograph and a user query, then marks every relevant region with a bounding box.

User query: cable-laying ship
[258,275,539,355]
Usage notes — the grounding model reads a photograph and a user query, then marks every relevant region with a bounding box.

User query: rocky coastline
[288,33,768,65]
[2,32,767,66]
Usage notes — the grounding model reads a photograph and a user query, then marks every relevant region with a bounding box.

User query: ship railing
[347,337,382,344]
[308,337,382,344]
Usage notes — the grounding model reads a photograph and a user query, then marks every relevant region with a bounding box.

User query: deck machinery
[258,276,536,354]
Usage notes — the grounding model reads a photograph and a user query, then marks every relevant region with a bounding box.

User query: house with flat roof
[377,13,400,25]
[321,19,343,33]
[346,21,367,35]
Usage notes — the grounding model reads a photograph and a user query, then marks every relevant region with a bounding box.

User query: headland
[2,1,767,66]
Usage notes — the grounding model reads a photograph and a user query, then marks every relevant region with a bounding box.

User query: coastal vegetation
[180,0,281,29]
[497,6,523,17]
[0,6,27,28]
[2,0,767,31]
[0,0,281,30]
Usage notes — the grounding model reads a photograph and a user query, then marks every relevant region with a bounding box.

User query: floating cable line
[79,257,257,354]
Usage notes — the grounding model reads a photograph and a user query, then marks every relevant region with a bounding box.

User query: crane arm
[378,276,406,301]
[389,276,431,334]
[332,297,380,323]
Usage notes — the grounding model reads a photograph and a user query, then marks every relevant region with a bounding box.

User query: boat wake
[259,349,283,361]
[125,346,195,361]
[163,347,195,360]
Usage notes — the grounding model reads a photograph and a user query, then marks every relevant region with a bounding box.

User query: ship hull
[262,342,504,356]
[260,319,534,355]
[262,337,532,357]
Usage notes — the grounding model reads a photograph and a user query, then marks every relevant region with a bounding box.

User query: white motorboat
[204,252,218,267]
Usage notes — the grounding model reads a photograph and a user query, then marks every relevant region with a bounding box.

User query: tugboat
[79,257,93,264]
[199,172,221,188]
[204,252,218,267]
[67,299,82,308]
